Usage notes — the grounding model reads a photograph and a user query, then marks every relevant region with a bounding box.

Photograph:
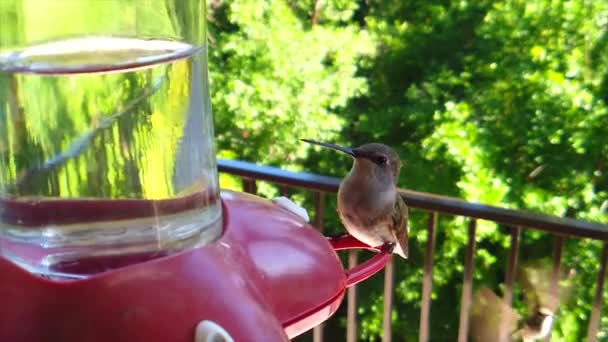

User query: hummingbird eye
[375,156,388,165]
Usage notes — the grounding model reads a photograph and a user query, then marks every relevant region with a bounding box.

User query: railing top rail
[218,158,608,241]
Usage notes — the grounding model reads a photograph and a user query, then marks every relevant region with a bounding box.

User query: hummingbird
[469,262,574,342]
[470,286,556,342]
[301,139,409,259]
[512,261,572,342]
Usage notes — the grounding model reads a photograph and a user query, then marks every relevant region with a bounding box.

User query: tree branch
[311,0,322,27]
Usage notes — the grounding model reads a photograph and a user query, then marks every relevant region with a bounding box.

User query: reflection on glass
[0,0,221,279]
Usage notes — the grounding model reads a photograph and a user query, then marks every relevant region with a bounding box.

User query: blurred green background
[207,0,608,341]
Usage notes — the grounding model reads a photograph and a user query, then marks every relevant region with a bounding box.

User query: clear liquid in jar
[0,37,222,279]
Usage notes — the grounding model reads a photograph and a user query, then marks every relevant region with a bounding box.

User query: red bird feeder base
[0,190,391,341]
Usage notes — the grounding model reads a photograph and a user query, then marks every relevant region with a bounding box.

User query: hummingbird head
[537,306,554,317]
[301,139,401,184]
[523,306,555,339]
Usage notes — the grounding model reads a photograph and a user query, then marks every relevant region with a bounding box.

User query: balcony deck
[218,158,608,342]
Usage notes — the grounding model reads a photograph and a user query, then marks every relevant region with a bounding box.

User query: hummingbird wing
[391,194,409,259]
[519,271,539,316]
[520,260,576,314]
[519,261,558,313]
[470,287,520,342]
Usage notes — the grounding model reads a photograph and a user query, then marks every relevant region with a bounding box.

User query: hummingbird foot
[380,242,396,253]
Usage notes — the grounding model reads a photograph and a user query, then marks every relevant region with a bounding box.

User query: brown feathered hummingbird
[469,261,574,342]
[302,139,409,259]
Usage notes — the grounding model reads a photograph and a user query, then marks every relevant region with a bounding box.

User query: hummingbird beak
[301,139,356,157]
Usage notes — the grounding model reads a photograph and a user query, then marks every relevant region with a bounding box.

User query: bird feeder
[0,190,391,341]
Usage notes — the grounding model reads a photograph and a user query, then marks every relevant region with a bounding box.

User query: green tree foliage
[207,0,374,167]
[207,0,608,340]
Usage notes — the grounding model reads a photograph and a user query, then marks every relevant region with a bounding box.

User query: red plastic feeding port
[0,190,390,341]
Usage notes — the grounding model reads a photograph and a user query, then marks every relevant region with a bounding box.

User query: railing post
[503,226,521,305]
[242,178,257,194]
[543,235,564,342]
[458,219,477,342]
[382,257,394,342]
[313,192,325,342]
[500,226,521,341]
[347,250,359,342]
[419,212,437,342]
[279,184,289,196]
[587,242,608,342]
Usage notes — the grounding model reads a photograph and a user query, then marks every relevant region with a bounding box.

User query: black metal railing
[217,158,608,342]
